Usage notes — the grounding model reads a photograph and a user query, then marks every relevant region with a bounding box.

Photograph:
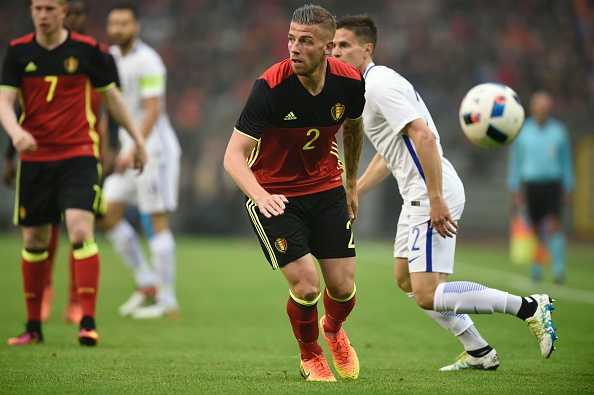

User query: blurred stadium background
[1,0,593,240]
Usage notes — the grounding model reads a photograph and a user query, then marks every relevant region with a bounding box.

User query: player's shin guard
[149,229,177,307]
[73,240,100,320]
[106,220,155,288]
[45,224,60,286]
[433,281,509,314]
[22,248,49,321]
[322,286,356,334]
[68,249,79,304]
[287,292,323,360]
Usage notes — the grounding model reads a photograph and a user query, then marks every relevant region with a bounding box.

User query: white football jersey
[110,40,181,160]
[362,62,464,214]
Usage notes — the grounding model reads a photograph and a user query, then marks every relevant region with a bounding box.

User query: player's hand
[429,197,458,238]
[12,130,37,153]
[131,141,147,174]
[346,183,359,223]
[2,158,16,187]
[101,148,117,180]
[256,194,289,218]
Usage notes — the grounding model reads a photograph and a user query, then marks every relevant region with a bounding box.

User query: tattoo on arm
[342,118,365,183]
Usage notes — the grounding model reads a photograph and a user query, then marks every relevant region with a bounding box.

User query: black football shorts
[15,156,103,226]
[245,186,356,269]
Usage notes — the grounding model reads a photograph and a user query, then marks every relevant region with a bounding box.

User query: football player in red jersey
[224,4,365,382]
[0,0,146,346]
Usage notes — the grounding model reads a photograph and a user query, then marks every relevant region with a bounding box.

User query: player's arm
[0,88,37,153]
[223,129,288,218]
[342,116,365,222]
[100,86,146,172]
[139,96,159,139]
[405,118,457,238]
[357,152,392,198]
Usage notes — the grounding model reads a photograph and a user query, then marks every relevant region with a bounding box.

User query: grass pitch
[0,233,593,394]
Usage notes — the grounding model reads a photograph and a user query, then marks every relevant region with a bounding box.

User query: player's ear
[364,43,374,58]
[324,40,334,55]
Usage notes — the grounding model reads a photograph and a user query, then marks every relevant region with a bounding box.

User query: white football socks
[150,229,178,309]
[106,219,156,288]
[434,281,523,315]
[407,291,487,350]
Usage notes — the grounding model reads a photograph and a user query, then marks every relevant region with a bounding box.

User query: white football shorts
[393,203,464,274]
[102,155,180,214]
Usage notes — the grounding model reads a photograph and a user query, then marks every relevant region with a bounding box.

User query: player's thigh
[57,156,102,215]
[308,186,356,260]
[137,158,179,214]
[245,196,310,270]
[16,161,62,226]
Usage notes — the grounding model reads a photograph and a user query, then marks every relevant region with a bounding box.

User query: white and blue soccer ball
[459,83,525,148]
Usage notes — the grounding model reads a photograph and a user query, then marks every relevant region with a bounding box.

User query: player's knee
[414,293,435,310]
[395,275,412,293]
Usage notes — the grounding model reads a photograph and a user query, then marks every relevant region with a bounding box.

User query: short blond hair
[291,4,336,40]
[31,0,66,5]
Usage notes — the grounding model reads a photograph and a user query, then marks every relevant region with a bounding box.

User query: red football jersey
[235,58,365,196]
[0,31,118,161]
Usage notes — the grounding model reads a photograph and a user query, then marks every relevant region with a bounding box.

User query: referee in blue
[507,90,574,284]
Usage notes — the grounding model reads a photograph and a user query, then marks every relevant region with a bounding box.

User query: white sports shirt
[362,62,465,214]
[110,40,181,160]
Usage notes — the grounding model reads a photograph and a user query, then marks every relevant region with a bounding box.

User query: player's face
[288,22,332,77]
[65,1,87,34]
[107,9,139,50]
[30,0,66,36]
[332,28,368,73]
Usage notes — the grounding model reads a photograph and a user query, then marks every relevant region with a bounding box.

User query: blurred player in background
[100,3,181,319]
[332,14,558,370]
[0,0,145,346]
[224,4,365,382]
[507,91,574,284]
[2,0,120,325]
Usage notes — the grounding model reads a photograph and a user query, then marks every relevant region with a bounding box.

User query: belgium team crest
[331,102,345,122]
[64,56,79,74]
[274,238,287,253]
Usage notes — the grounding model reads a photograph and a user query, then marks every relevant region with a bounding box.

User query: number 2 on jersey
[302,128,320,150]
[44,76,58,102]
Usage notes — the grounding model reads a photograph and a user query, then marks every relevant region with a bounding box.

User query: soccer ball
[459,83,525,148]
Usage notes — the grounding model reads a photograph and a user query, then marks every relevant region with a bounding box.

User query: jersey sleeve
[346,74,366,120]
[139,50,166,99]
[0,45,21,89]
[367,79,421,135]
[87,43,118,91]
[234,79,275,140]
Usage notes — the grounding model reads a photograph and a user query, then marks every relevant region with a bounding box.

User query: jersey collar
[364,62,376,80]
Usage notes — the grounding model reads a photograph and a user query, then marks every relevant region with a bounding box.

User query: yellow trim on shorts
[13,159,21,225]
[246,198,278,269]
[22,248,49,263]
[290,290,321,307]
[326,284,356,302]
[72,239,99,260]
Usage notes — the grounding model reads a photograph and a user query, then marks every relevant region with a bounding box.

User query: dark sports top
[0,31,118,162]
[235,57,365,197]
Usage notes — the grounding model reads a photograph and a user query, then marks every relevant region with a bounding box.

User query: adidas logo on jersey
[25,61,37,72]
[284,111,297,121]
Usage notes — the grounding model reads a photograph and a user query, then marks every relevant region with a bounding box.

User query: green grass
[0,233,593,394]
